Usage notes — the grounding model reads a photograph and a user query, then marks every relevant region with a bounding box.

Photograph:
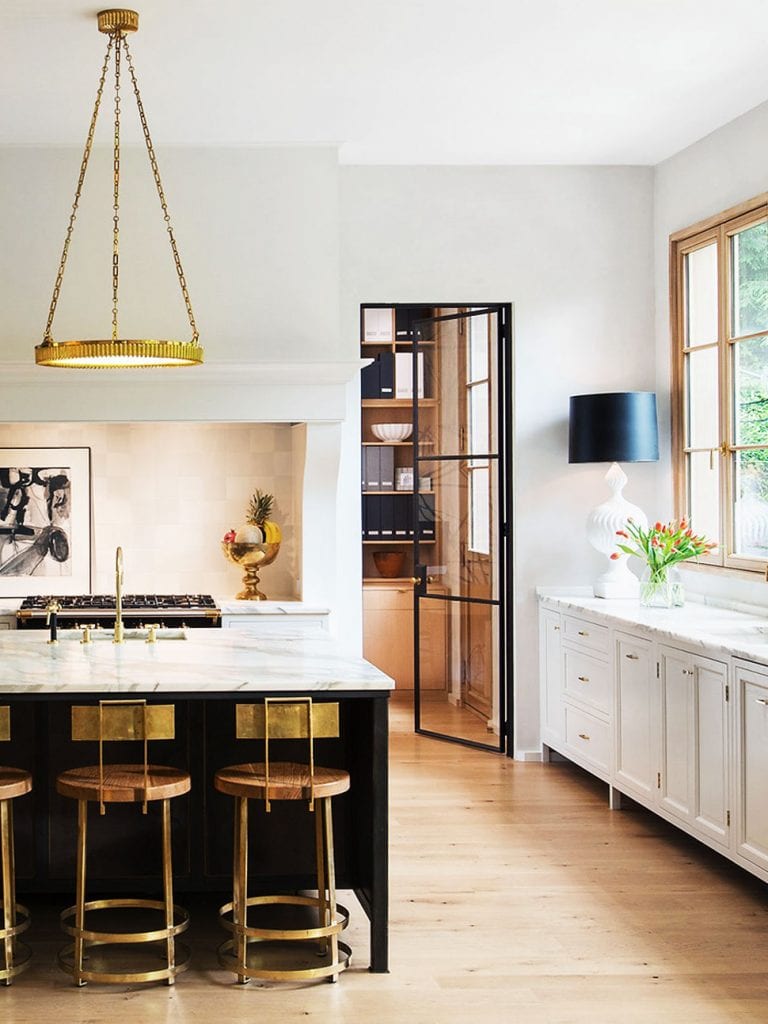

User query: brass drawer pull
[625,653,639,660]
[577,676,590,683]
[578,732,590,741]
[755,698,768,706]
[577,630,589,637]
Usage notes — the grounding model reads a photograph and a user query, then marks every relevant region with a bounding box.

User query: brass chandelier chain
[123,34,198,343]
[37,9,202,368]
[43,37,114,344]
[112,32,122,341]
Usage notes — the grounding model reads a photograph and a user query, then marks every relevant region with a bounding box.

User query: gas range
[17,594,221,629]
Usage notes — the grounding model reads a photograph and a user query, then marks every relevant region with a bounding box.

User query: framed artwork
[0,447,92,597]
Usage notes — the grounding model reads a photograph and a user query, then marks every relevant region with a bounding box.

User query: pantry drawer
[564,705,610,773]
[562,616,609,653]
[563,648,610,714]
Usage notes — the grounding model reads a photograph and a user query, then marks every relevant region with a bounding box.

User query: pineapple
[234,490,282,545]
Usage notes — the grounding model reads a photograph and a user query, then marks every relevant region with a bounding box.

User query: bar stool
[0,707,32,985]
[214,697,351,984]
[56,700,190,986]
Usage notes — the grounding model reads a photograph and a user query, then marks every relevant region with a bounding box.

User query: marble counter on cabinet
[0,629,393,695]
[537,590,768,666]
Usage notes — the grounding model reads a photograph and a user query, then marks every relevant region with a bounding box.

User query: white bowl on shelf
[371,422,413,442]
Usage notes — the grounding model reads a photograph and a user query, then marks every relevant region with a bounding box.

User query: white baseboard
[513,748,543,761]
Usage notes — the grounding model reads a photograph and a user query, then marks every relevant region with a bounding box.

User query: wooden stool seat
[214,762,350,802]
[57,764,191,804]
[0,768,32,802]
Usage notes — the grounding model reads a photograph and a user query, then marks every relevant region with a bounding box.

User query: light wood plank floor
[4,696,768,1022]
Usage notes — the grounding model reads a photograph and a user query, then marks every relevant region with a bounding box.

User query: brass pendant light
[35,9,203,368]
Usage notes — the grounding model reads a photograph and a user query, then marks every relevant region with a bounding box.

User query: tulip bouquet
[612,518,716,606]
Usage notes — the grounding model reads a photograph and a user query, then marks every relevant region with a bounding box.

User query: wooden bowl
[372,551,406,579]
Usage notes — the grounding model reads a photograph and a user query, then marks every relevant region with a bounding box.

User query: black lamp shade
[568,392,659,464]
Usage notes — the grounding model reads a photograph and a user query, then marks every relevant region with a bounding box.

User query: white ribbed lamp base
[586,463,646,600]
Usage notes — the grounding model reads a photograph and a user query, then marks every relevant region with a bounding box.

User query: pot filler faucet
[114,545,125,644]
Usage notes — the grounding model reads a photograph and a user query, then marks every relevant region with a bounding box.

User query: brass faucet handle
[145,623,160,644]
[80,623,96,645]
[45,599,62,624]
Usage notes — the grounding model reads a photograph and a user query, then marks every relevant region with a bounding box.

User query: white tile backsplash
[0,423,297,598]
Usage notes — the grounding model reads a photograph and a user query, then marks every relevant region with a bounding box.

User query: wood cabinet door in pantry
[362,584,446,690]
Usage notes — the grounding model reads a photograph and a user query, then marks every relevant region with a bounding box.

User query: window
[671,194,768,571]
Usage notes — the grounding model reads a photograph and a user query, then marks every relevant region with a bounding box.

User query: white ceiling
[3,0,768,164]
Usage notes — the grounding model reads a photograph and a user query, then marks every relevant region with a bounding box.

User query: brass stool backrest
[236,698,339,812]
[0,707,9,742]
[71,700,175,814]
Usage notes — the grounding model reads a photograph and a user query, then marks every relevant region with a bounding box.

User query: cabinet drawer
[563,648,610,713]
[363,586,413,613]
[565,705,610,772]
[562,616,608,653]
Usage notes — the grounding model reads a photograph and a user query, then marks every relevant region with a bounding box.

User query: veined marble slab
[538,592,768,666]
[216,599,329,616]
[0,630,393,695]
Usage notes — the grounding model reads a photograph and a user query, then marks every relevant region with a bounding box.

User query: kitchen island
[0,629,393,972]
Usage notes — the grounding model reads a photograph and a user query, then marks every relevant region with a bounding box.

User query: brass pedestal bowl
[221,541,281,601]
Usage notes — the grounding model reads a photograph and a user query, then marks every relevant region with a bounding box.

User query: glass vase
[639,567,684,609]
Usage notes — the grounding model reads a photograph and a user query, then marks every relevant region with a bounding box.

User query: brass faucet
[114,546,125,644]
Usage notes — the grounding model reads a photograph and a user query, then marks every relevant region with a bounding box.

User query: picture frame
[0,447,92,597]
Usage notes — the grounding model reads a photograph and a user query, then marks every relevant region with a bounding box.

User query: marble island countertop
[538,591,768,666]
[0,629,393,695]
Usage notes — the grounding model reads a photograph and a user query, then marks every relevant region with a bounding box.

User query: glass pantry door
[412,306,511,752]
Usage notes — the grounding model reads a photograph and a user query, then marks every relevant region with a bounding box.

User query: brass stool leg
[322,798,340,983]
[235,797,249,984]
[314,799,328,957]
[161,799,176,986]
[1,800,14,984]
[74,799,88,986]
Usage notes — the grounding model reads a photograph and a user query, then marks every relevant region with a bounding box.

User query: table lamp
[569,392,659,599]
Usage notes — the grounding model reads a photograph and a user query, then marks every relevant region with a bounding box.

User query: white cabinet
[0,617,13,630]
[539,608,564,747]
[538,596,765,885]
[734,661,768,873]
[614,633,655,801]
[658,646,729,846]
[540,609,611,779]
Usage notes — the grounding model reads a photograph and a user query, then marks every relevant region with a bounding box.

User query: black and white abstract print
[0,465,72,577]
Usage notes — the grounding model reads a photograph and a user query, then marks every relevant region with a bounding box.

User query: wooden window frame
[671,191,768,575]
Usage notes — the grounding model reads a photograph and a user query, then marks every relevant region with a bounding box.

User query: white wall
[654,99,768,608]
[340,165,656,755]
[0,145,341,362]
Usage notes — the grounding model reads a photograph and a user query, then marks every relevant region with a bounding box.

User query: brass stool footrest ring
[58,940,191,986]
[217,937,351,983]
[60,897,190,943]
[0,902,31,941]
[58,898,190,985]
[218,894,350,942]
